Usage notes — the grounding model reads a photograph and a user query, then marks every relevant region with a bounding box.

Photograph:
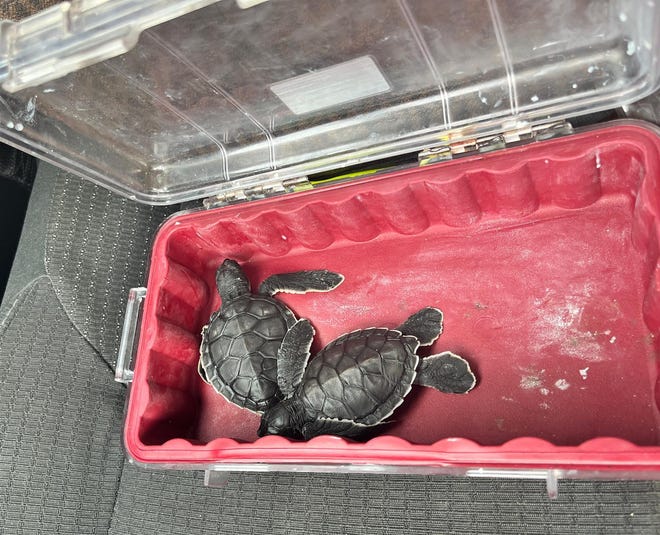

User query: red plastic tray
[125,122,660,472]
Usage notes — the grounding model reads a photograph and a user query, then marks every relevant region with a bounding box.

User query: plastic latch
[546,469,560,500]
[115,287,147,384]
[204,470,230,487]
[0,0,222,92]
[465,468,562,499]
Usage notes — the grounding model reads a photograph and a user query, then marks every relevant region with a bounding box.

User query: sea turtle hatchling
[258,307,476,439]
[199,259,344,412]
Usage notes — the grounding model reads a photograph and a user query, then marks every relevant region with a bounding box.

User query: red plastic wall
[125,123,660,470]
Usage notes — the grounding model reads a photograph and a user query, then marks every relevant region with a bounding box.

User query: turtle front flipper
[397,307,443,346]
[414,351,476,394]
[258,270,344,296]
[277,319,315,398]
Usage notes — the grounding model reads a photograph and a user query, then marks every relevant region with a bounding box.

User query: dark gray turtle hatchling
[199,259,344,412]
[258,307,476,439]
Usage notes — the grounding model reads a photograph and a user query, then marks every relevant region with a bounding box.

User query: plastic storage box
[2,0,660,493]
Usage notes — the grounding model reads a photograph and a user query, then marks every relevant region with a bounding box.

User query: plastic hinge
[115,287,147,384]
[202,175,312,209]
[418,120,573,166]
[0,0,221,92]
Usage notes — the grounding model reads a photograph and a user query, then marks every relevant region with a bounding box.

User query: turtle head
[258,400,303,439]
[216,259,250,303]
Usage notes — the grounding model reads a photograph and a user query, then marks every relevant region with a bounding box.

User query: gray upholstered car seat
[0,164,658,534]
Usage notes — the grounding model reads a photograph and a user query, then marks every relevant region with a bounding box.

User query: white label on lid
[270,56,390,115]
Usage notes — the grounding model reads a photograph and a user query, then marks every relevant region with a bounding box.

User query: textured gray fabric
[2,162,52,308]
[0,0,60,21]
[44,170,176,368]
[0,276,126,535]
[110,468,660,535]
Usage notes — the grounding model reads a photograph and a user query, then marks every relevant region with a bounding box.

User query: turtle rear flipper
[302,418,370,440]
[397,307,443,346]
[198,325,212,385]
[259,270,344,296]
[277,319,315,398]
[198,360,211,385]
[414,351,476,394]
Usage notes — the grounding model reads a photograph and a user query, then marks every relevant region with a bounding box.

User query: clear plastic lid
[0,0,658,204]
